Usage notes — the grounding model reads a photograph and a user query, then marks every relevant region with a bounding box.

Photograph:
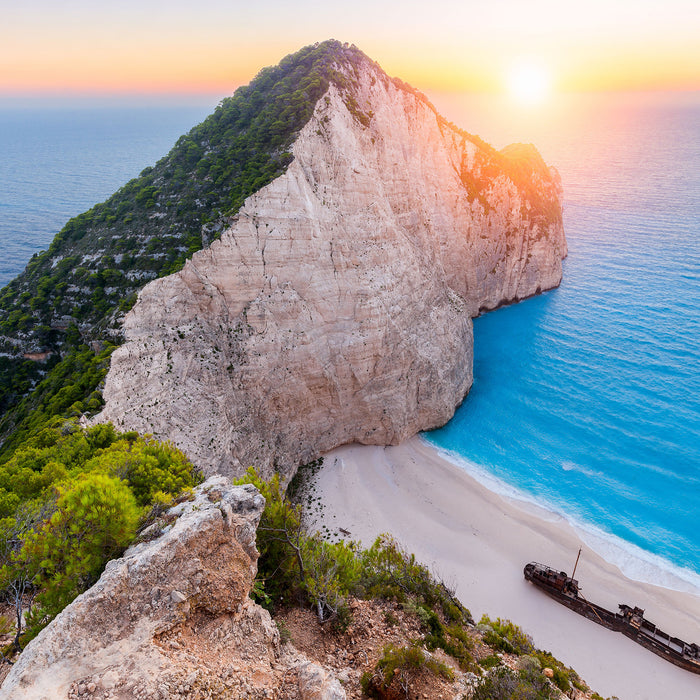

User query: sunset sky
[2,0,699,98]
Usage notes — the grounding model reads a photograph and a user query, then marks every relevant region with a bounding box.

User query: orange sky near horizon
[2,1,699,98]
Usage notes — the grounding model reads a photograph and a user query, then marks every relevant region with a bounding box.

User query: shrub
[534,649,579,693]
[551,667,570,693]
[0,422,200,649]
[481,654,502,669]
[0,420,200,508]
[235,467,362,623]
[237,468,479,676]
[361,643,454,698]
[275,619,292,645]
[234,467,306,607]
[358,536,475,669]
[479,615,534,655]
[472,667,520,700]
[383,610,398,626]
[84,436,201,505]
[472,664,559,700]
[359,534,472,625]
[7,473,139,642]
[0,42,374,462]
[302,535,361,623]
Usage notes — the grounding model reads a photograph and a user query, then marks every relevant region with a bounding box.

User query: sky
[1,0,699,99]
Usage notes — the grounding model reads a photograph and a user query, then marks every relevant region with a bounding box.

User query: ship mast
[572,547,582,579]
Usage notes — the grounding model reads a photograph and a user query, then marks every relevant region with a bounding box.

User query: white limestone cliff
[97,58,566,480]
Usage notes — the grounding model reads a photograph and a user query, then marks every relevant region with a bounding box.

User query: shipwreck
[524,560,700,675]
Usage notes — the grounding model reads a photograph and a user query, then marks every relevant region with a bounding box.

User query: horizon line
[2,85,699,103]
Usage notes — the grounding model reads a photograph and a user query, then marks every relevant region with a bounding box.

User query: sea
[1,91,699,593]
[0,98,216,288]
[425,90,700,593]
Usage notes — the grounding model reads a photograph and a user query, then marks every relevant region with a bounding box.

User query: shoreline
[314,436,700,700]
[423,437,700,597]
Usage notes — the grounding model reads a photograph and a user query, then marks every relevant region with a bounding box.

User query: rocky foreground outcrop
[2,472,607,700]
[0,478,274,699]
[1,477,352,699]
[1,477,600,700]
[97,46,566,480]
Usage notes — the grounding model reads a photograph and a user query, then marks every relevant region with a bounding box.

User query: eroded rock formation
[97,49,566,480]
[0,478,280,699]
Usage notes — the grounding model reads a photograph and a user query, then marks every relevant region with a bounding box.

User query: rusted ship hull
[524,562,700,675]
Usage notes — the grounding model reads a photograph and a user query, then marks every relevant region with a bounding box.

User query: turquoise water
[425,91,700,589]
[1,93,699,590]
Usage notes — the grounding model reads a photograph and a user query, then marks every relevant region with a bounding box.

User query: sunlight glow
[2,1,699,95]
[506,60,552,106]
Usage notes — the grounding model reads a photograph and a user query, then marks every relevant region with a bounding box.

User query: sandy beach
[313,437,700,700]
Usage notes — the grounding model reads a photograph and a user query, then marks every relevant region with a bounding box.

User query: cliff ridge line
[96,46,566,481]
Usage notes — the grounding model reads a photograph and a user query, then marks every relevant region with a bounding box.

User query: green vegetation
[240,466,604,699]
[479,614,534,655]
[456,139,561,229]
[0,420,201,650]
[0,441,602,700]
[0,39,371,347]
[480,654,502,669]
[533,649,589,694]
[0,37,569,691]
[477,615,592,697]
[472,665,556,700]
[236,467,473,627]
[236,467,477,674]
[234,466,361,623]
[361,642,454,698]
[499,143,563,228]
[0,340,114,462]
[16,473,139,641]
[358,537,476,670]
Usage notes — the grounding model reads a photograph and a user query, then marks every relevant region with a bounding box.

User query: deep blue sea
[0,99,216,288]
[1,92,698,592]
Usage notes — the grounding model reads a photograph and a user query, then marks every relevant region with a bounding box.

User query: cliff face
[97,49,566,480]
[0,42,354,455]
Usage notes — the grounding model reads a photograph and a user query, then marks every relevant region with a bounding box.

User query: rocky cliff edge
[0,478,286,699]
[97,46,566,481]
[0,476,601,700]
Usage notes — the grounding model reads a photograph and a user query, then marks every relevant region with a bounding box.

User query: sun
[506,60,552,106]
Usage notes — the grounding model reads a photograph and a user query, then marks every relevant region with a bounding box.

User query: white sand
[313,437,700,700]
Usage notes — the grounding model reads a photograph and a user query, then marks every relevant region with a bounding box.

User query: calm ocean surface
[1,92,699,590]
[0,99,216,288]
